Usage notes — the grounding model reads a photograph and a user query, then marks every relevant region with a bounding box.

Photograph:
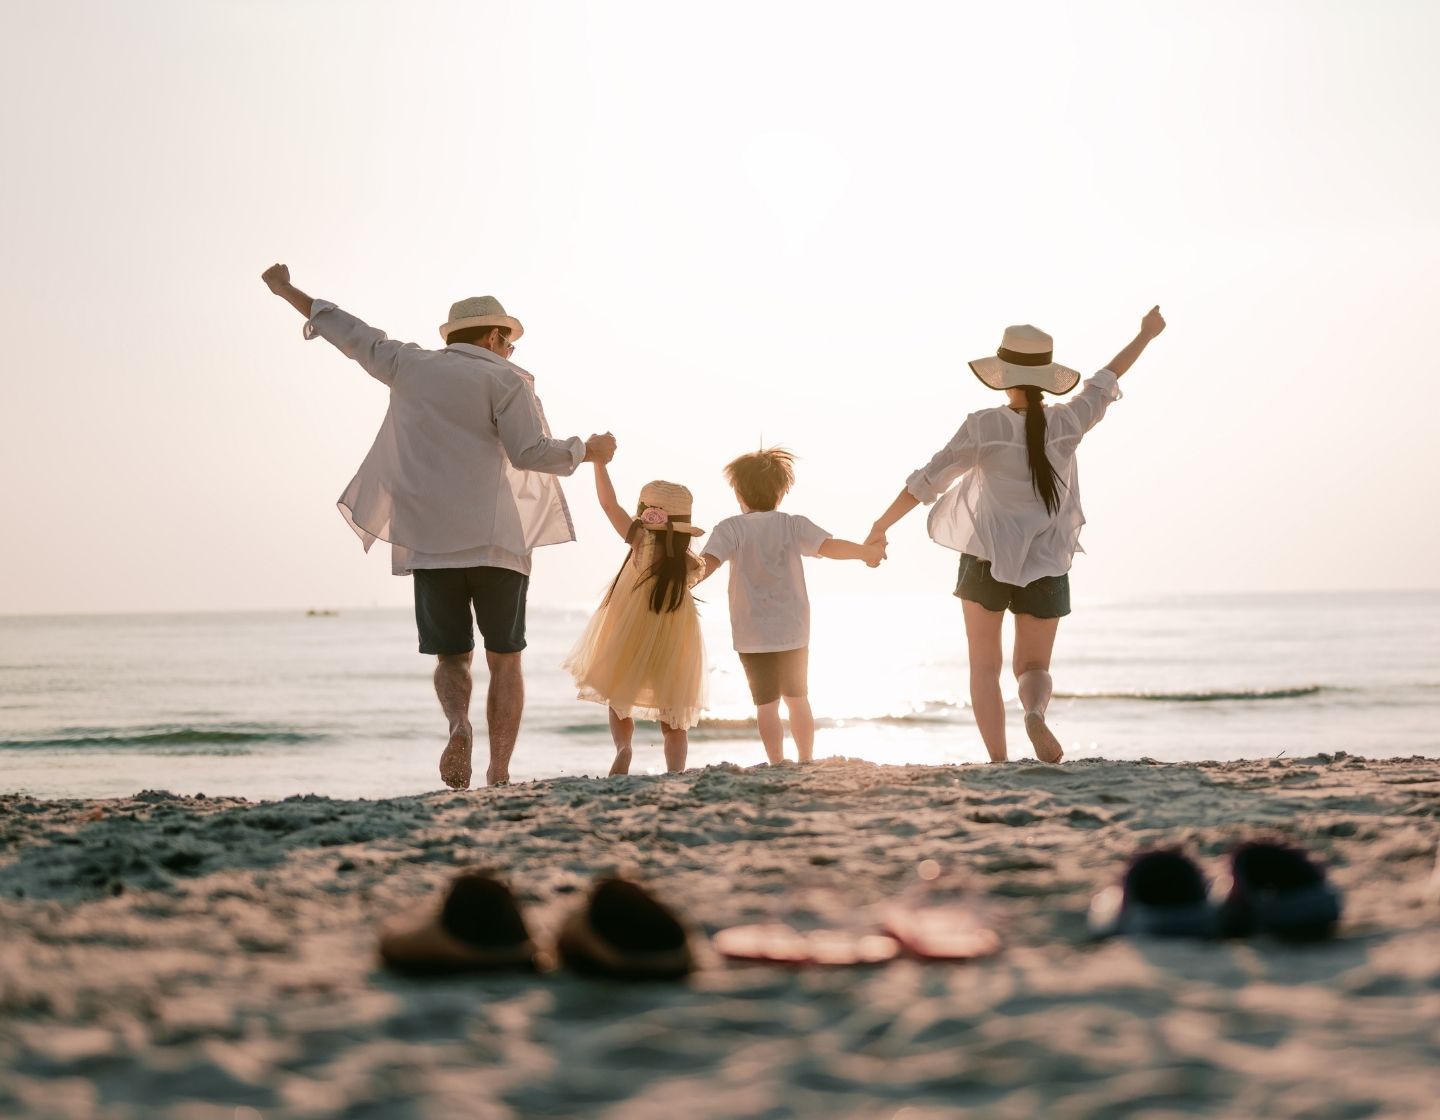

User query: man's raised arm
[262,263,314,318]
[262,262,412,387]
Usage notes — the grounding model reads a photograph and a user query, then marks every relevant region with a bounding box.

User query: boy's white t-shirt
[702,511,832,653]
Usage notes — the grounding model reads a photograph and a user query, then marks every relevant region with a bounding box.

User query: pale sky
[3,0,1438,616]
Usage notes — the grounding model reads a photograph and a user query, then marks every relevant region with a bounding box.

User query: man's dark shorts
[738,647,809,706]
[954,553,1071,619]
[413,566,529,655]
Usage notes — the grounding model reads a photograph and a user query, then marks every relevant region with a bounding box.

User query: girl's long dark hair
[1022,385,1064,515]
[601,510,691,614]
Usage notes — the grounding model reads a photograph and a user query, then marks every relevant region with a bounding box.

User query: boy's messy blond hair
[724,447,796,512]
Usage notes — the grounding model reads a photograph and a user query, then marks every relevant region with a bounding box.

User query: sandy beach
[2,755,1438,1119]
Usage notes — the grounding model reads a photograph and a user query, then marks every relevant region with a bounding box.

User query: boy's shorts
[413,566,529,655]
[737,647,809,706]
[954,553,1071,619]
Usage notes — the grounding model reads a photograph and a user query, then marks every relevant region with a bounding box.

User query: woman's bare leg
[962,600,1007,762]
[608,707,634,775]
[661,722,688,772]
[756,700,785,763]
[1013,613,1063,762]
[784,696,815,762]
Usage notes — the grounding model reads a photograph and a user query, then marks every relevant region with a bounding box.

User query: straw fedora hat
[969,324,1080,396]
[638,481,705,537]
[440,296,524,344]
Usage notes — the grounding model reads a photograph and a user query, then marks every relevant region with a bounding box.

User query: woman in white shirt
[866,307,1166,764]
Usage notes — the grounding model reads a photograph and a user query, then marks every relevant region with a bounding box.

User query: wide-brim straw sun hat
[638,481,705,537]
[440,296,524,344]
[969,324,1080,396]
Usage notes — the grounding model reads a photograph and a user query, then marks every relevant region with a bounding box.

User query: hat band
[641,513,692,529]
[996,347,1053,367]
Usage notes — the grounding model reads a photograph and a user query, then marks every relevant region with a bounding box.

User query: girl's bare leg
[1014,613,1063,762]
[784,696,815,762]
[661,722,688,772]
[608,707,634,775]
[756,700,785,764]
[962,600,1008,762]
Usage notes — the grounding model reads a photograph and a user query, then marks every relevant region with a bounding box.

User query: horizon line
[4,586,1440,622]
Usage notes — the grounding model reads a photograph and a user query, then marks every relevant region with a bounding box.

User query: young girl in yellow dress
[564,466,708,775]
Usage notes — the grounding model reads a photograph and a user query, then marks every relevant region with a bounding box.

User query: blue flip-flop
[1089,849,1219,939]
[1216,841,1341,941]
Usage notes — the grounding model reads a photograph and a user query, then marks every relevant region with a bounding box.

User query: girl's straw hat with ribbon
[638,481,704,538]
[968,324,1080,396]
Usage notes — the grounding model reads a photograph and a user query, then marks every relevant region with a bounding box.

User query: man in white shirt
[262,264,616,789]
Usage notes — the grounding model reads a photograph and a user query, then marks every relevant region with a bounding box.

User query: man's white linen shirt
[304,301,585,575]
[906,370,1122,588]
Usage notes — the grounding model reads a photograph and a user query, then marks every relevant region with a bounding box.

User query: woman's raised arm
[1105,305,1166,377]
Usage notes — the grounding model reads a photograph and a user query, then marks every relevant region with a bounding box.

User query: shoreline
[3,756,1438,1117]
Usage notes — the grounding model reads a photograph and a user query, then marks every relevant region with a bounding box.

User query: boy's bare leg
[1014,614,1063,763]
[756,700,785,764]
[661,722,688,772]
[435,651,475,789]
[485,650,523,785]
[784,696,815,763]
[608,707,635,775]
[962,601,1008,762]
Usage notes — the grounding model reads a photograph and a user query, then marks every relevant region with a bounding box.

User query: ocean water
[2,592,1437,800]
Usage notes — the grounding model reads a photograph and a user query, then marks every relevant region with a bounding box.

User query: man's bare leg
[784,696,815,763]
[485,650,523,785]
[661,722,688,772]
[608,707,635,775]
[756,700,785,764]
[962,600,1008,762]
[435,651,475,789]
[1014,613,1063,763]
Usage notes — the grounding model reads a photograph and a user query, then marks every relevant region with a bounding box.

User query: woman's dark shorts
[413,566,529,655]
[954,554,1070,619]
[737,647,809,706]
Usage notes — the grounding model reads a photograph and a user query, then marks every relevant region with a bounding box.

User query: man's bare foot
[609,746,633,776]
[439,727,473,789]
[485,766,511,787]
[1023,711,1064,764]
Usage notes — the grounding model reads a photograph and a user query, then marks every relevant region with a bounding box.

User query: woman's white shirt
[905,370,1122,587]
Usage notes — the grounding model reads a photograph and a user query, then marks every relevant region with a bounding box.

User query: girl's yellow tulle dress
[563,532,707,729]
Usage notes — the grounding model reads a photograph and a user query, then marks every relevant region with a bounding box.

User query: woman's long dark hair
[601,508,691,614]
[1022,385,1064,515]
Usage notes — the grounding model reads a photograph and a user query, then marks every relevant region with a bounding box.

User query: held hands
[584,432,617,465]
[1141,305,1166,339]
[864,527,888,549]
[261,263,291,293]
[863,540,887,569]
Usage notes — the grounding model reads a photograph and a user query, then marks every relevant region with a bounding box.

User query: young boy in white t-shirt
[698,448,885,764]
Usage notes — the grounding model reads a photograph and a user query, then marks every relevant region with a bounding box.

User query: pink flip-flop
[714,922,900,966]
[881,905,1002,961]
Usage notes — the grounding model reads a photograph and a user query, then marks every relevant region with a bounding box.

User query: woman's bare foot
[439,727,473,789]
[1023,711,1064,764]
[609,746,633,776]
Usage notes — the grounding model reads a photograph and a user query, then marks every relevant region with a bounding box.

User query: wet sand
[2,755,1438,1119]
